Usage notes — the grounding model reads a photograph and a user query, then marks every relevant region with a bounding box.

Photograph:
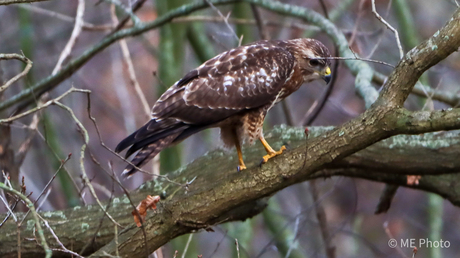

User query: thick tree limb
[1,127,460,257]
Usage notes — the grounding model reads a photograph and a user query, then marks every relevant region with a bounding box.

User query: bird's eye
[309,59,320,66]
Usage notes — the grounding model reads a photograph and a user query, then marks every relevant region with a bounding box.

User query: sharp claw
[260,146,286,167]
[259,158,265,167]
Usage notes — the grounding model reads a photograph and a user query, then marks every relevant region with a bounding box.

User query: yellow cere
[325,67,331,76]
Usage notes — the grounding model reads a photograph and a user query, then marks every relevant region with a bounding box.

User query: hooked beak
[322,66,332,84]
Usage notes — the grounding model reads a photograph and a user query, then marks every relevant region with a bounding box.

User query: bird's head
[288,38,332,84]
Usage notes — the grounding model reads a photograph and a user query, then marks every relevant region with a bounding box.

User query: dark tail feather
[116,119,210,177]
[122,132,182,177]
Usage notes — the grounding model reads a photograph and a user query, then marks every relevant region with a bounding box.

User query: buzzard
[116,38,331,176]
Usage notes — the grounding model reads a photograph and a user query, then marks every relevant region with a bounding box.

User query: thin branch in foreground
[319,56,395,68]
[19,154,71,225]
[110,0,147,34]
[0,182,52,258]
[205,0,240,43]
[51,0,85,75]
[52,100,123,228]
[172,16,321,32]
[42,218,85,258]
[17,5,112,31]
[0,86,123,228]
[0,53,33,93]
[235,239,240,258]
[371,0,404,59]
[181,234,194,258]
[110,4,151,119]
[0,0,49,5]
[103,0,141,26]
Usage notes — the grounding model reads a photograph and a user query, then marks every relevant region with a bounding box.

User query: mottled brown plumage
[116,38,331,176]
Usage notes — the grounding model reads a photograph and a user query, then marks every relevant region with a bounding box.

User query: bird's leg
[234,137,247,172]
[259,136,286,164]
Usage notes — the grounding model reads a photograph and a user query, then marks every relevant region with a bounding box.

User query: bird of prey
[116,38,331,176]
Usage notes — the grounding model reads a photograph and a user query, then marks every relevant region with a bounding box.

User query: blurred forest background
[1,0,460,257]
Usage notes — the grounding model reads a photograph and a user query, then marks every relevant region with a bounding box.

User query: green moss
[26,220,35,231]
[81,223,90,232]
[43,210,67,220]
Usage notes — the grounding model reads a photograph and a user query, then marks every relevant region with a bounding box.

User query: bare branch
[0,0,49,5]
[52,0,85,75]
[371,0,404,59]
[205,0,240,43]
[18,5,114,31]
[0,53,33,93]
[0,182,52,258]
[110,5,151,119]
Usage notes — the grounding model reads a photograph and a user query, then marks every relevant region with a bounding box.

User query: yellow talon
[261,145,286,163]
[234,135,247,172]
[259,136,286,164]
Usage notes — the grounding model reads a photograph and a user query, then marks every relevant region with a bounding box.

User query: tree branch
[0,0,49,5]
[2,126,460,257]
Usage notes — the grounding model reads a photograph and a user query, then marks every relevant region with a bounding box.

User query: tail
[115,119,206,177]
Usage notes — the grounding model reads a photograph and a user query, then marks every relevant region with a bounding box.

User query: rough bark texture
[2,127,460,257]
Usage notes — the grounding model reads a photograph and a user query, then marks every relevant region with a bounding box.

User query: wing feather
[151,40,295,126]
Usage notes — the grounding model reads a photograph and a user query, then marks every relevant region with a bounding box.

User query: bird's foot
[260,145,286,164]
[237,164,247,172]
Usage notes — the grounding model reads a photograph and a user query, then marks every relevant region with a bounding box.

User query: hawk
[116,38,331,176]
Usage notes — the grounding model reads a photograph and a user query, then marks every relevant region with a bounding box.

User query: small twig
[318,56,395,68]
[0,0,49,5]
[181,234,194,258]
[235,238,240,258]
[366,0,393,58]
[104,0,141,25]
[0,182,52,258]
[205,0,239,42]
[51,0,85,75]
[115,224,119,257]
[4,87,124,227]
[111,4,151,119]
[348,0,366,47]
[309,180,335,258]
[35,189,52,212]
[0,88,89,123]
[33,154,71,209]
[41,218,85,258]
[371,0,404,59]
[0,194,18,222]
[172,15,321,32]
[15,113,40,166]
[110,0,147,33]
[0,53,33,93]
[105,162,149,256]
[18,5,112,31]
[318,0,329,19]
[284,216,300,258]
[52,100,123,228]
